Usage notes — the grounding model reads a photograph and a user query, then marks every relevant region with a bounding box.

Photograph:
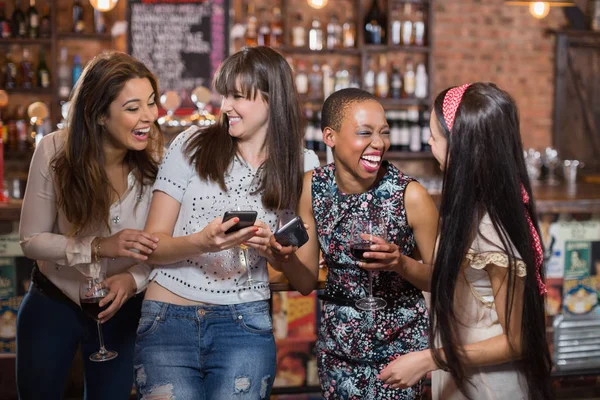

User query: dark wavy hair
[52,51,164,234]
[184,46,305,210]
[429,82,552,399]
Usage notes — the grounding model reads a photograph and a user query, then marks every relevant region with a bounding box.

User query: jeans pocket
[238,309,273,334]
[136,315,160,338]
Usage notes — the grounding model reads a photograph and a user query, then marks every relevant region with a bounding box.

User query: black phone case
[223,211,258,234]
[274,216,309,248]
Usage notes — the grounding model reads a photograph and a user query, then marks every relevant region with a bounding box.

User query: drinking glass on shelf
[79,273,118,362]
[350,217,387,311]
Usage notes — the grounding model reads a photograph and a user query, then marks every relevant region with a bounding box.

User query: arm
[380,263,525,388]
[145,191,257,265]
[268,171,320,295]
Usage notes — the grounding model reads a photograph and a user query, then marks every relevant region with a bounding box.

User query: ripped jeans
[133,300,276,400]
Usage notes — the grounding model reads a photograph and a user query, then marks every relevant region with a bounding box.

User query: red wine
[351,243,373,261]
[81,297,109,320]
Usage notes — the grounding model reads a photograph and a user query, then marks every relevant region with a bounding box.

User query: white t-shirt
[150,126,320,304]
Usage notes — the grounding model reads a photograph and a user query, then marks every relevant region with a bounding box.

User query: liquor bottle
[326,15,342,49]
[401,3,413,46]
[375,55,389,98]
[3,50,17,88]
[414,5,425,46]
[308,61,323,101]
[0,2,11,38]
[72,54,83,88]
[408,107,421,152]
[342,11,355,48]
[322,64,334,99]
[414,63,428,99]
[291,13,306,48]
[403,60,415,98]
[363,59,376,94]
[257,8,270,47]
[334,62,350,91]
[15,104,28,152]
[295,61,308,96]
[20,48,34,89]
[26,0,38,38]
[388,111,400,152]
[390,62,402,99]
[12,0,27,38]
[57,47,72,99]
[244,3,258,47]
[397,111,410,152]
[313,111,325,152]
[94,9,105,34]
[270,7,283,48]
[304,108,315,150]
[420,110,431,151]
[349,66,361,89]
[72,0,84,33]
[391,5,401,46]
[308,18,323,51]
[363,0,385,45]
[36,48,50,88]
[38,4,50,37]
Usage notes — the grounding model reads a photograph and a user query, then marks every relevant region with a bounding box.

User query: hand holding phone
[223,210,258,234]
[274,216,309,249]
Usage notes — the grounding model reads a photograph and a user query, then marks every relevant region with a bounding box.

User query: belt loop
[159,302,169,320]
[228,304,239,321]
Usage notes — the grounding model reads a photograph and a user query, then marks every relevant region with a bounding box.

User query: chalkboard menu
[127,0,228,102]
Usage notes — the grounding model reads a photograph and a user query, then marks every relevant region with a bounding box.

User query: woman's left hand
[359,234,406,275]
[379,350,435,389]
[243,220,273,258]
[97,272,137,323]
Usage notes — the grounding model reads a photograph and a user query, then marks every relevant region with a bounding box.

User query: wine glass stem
[96,321,108,355]
[243,248,253,283]
[367,270,373,297]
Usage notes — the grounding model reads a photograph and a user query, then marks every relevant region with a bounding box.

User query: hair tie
[442,84,471,132]
[521,184,547,295]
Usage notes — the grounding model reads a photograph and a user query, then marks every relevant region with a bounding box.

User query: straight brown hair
[185,46,305,210]
[52,51,164,234]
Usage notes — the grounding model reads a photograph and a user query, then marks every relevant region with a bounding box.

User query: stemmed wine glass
[79,273,118,362]
[236,204,256,288]
[350,217,387,311]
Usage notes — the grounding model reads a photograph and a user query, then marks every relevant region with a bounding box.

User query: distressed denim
[134,300,276,400]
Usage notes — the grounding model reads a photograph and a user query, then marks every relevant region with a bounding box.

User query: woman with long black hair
[378,82,553,399]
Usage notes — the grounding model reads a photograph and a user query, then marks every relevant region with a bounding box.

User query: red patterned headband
[442,83,471,132]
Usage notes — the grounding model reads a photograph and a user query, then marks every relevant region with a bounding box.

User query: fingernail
[234,218,240,223]
[153,237,159,242]
[383,384,388,388]
[254,227,259,232]
[153,244,158,248]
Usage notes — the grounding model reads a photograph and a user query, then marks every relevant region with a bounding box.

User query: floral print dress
[312,162,429,400]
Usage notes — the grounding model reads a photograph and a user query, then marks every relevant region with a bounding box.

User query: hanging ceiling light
[307,0,328,9]
[89,0,119,12]
[505,0,575,19]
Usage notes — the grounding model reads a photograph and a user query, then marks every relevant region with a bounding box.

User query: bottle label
[30,15,39,28]
[40,71,50,88]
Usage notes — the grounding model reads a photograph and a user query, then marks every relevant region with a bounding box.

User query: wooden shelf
[0,38,52,45]
[280,46,361,55]
[57,32,113,41]
[3,87,53,95]
[363,44,431,53]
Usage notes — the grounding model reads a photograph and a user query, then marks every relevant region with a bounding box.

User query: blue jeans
[134,300,276,400]
[16,281,142,400]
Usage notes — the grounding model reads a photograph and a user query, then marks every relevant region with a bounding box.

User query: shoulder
[37,130,66,159]
[169,125,202,150]
[302,149,321,172]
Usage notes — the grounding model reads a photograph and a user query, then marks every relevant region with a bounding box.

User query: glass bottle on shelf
[312,111,324,152]
[15,104,28,152]
[408,107,421,152]
[414,62,428,99]
[388,111,400,151]
[334,61,350,91]
[291,13,306,48]
[72,0,84,33]
[36,48,50,88]
[308,61,323,101]
[363,0,385,45]
[72,55,83,89]
[304,107,315,150]
[322,63,334,99]
[12,0,27,38]
[57,47,72,99]
[391,4,401,46]
[270,7,283,48]
[349,66,360,89]
[363,58,376,94]
[0,2,12,38]
[342,11,355,48]
[39,4,50,38]
[20,48,34,89]
[308,18,323,51]
[375,54,389,99]
[420,110,431,151]
[326,14,342,49]
[257,8,270,47]
[397,110,410,152]
[403,59,415,98]
[401,3,413,46]
[414,5,425,46]
[94,9,106,34]
[295,61,308,96]
[244,3,258,47]
[390,61,402,99]
[26,0,38,38]
[3,49,17,89]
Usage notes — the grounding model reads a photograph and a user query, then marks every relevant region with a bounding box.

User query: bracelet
[93,238,102,264]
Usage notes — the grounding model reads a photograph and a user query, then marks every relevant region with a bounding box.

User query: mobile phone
[274,216,309,249]
[223,211,258,234]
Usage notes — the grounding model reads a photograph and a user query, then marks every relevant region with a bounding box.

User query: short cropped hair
[320,88,378,132]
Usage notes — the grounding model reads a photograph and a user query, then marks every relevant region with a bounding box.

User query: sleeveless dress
[312,161,429,400]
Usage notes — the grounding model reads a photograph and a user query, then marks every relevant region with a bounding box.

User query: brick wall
[433,0,568,148]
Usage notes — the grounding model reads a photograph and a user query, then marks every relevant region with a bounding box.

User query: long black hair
[429,82,552,399]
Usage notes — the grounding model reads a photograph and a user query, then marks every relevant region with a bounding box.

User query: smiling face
[326,100,390,186]
[221,82,270,144]
[101,77,158,152]
[429,111,449,170]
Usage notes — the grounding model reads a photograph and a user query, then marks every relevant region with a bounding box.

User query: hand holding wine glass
[79,273,118,362]
[350,217,388,311]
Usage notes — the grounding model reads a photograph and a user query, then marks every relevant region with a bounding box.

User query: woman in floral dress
[269,88,439,399]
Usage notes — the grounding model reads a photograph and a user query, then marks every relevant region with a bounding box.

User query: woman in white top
[376,83,553,399]
[17,52,163,400]
[133,46,319,400]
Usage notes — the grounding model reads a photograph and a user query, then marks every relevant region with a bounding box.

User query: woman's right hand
[267,235,297,264]
[194,216,257,253]
[98,230,159,261]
